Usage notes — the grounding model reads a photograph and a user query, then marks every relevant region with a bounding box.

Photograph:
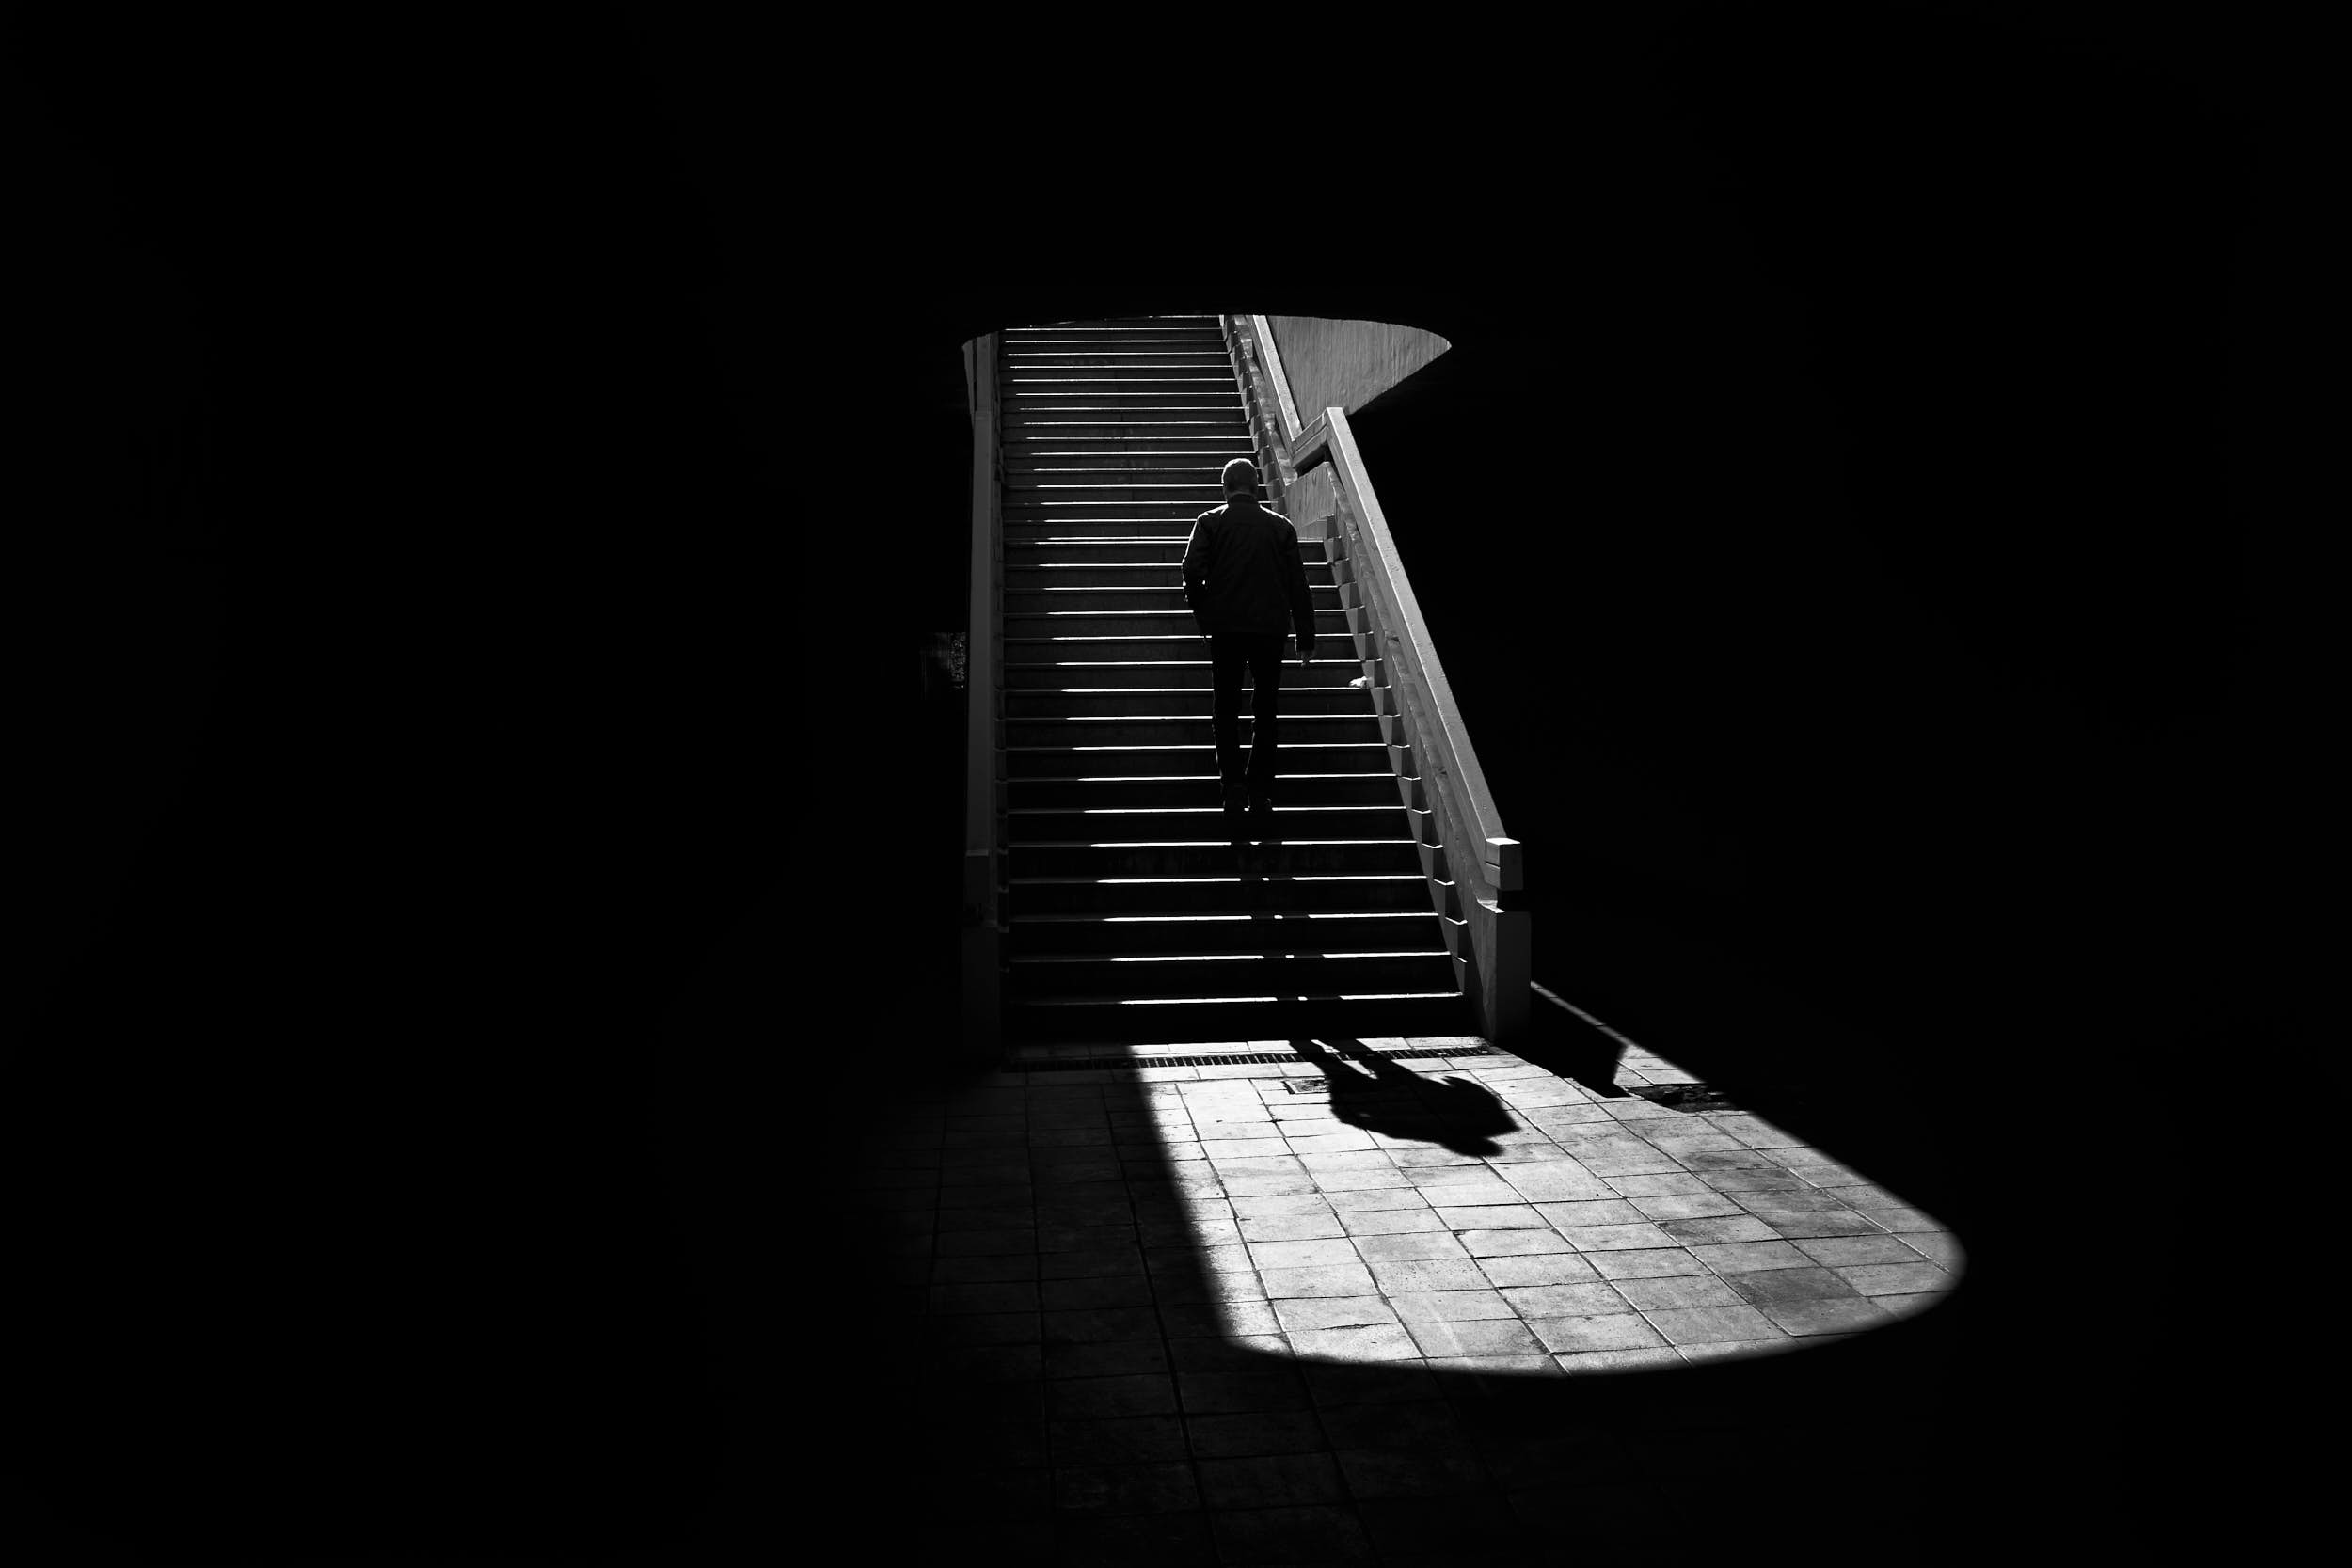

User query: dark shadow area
[9,5,2323,1565]
[1288,1038,1518,1158]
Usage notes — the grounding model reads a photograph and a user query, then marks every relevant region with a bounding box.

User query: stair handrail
[1227,316,1528,1046]
[960,331,1005,1054]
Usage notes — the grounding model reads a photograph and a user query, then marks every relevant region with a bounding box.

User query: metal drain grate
[1010,1044,1499,1072]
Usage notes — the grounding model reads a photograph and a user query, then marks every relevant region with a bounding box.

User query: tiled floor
[836,1033,1964,1565]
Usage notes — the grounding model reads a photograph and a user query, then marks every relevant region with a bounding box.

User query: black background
[10,5,2324,1562]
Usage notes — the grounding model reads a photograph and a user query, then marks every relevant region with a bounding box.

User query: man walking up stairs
[1181,456,1319,851]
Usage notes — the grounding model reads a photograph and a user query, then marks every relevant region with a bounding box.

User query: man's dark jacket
[1181,499,1316,639]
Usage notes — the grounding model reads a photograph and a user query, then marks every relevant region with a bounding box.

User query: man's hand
[1298,639,1317,666]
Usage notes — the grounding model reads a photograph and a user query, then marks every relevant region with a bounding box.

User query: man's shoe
[1247,797,1277,839]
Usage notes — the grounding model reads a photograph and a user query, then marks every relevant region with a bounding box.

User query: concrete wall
[1267,316,1451,421]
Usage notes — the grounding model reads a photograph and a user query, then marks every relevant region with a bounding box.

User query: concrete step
[1007,710,1380,748]
[1005,495,1254,514]
[1007,836,1419,879]
[1002,990,1473,1046]
[1006,739,1391,779]
[1007,629,1345,662]
[1005,948,1456,1003]
[1002,483,1230,505]
[1002,404,1242,422]
[1008,909,1444,957]
[1005,375,1238,395]
[1006,872,1433,918]
[1003,454,1248,473]
[1005,586,1341,615]
[1009,802,1411,842]
[1005,351,1232,369]
[1003,659,1359,690]
[1006,687,1371,719]
[1005,606,1348,639]
[1000,423,1249,443]
[993,524,1232,543]
[1005,539,1329,567]
[1004,558,1330,585]
[1006,772,1401,810]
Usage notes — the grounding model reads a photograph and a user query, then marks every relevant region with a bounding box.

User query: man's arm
[1181,515,1216,632]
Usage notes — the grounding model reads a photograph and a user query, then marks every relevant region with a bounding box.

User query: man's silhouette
[1181,457,1317,843]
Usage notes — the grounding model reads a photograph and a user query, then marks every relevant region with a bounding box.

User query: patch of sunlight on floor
[1132,1032,1964,1374]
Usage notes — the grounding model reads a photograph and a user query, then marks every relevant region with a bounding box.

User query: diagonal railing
[960,331,1005,1056]
[1222,315,1530,1046]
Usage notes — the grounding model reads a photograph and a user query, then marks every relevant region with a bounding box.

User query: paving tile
[1552,1346,1686,1375]
[1038,1225,1135,1253]
[1196,1450,1347,1509]
[1367,1258,1494,1294]
[1474,1252,1602,1288]
[1530,1197,1647,1227]
[1248,1237,1362,1271]
[1523,1312,1666,1354]
[1388,1289,1519,1322]
[1049,1374,1180,1419]
[1333,1446,1493,1499]
[1626,1191,1747,1221]
[1239,1212,1351,1243]
[1323,1185,1428,1213]
[1656,1214,1780,1245]
[1043,1306,1164,1343]
[1562,1222,1680,1251]
[1175,1371,1312,1415]
[1761,1210,1890,1240]
[1304,1165,1416,1193]
[1495,1163,1614,1202]
[1166,1335,1288,1372]
[1228,1192,1336,1220]
[1286,1323,1422,1361]
[931,1253,1041,1283]
[930,1344,1043,1382]
[1045,1339,1170,1379]
[1457,1227,1576,1257]
[1048,1414,1190,1465]
[1055,1461,1202,1514]
[930,1282,1041,1315]
[1272,1294,1399,1333]
[1340,1206,1448,1236]
[1721,1266,1861,1307]
[1635,1130,1747,1154]
[1688,1240,1815,1274]
[1184,1408,1327,1456]
[1498,1282,1629,1318]
[1836,1261,1954,1296]
[1434,1202,1549,1229]
[1790,1233,1925,1267]
[1261,1262,1381,1298]
[1313,1399,1463,1449]
[932,1311,1044,1346]
[1042,1275,1158,1312]
[1354,1231,1472,1261]
[1609,1274,1743,1311]
[1642,1305,1789,1346]
[1402,1316,1549,1358]
[1899,1231,1965,1267]
[1759,1296,1892,1336]
[1207,1502,1375,1564]
[1732,1188,1852,1212]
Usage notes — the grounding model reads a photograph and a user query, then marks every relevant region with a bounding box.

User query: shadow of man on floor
[1288,1037,1518,1157]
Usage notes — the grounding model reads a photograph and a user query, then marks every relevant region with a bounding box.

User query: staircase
[993,315,1475,1045]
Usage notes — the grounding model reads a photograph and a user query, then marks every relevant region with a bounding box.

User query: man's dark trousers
[1208,632,1286,805]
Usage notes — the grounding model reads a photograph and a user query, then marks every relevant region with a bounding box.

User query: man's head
[1220,457,1259,501]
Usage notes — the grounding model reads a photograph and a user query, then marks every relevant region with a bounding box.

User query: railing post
[961,332,1004,1058]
